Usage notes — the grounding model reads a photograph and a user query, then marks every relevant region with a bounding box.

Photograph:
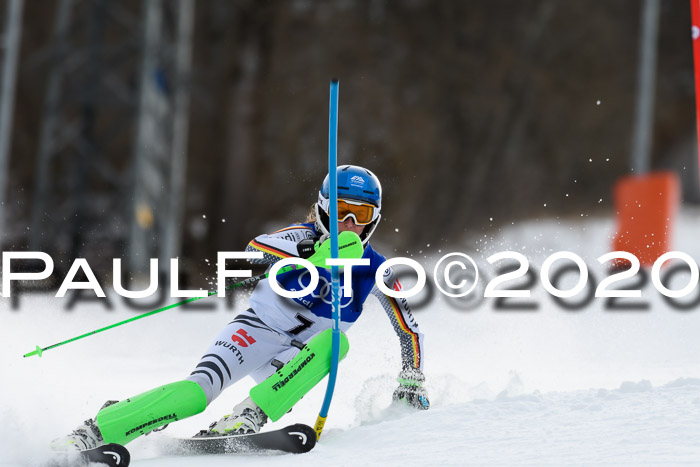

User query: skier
[52,165,428,452]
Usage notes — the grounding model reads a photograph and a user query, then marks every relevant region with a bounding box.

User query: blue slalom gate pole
[314,78,340,440]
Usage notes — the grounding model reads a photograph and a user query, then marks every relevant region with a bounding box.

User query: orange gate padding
[612,171,681,267]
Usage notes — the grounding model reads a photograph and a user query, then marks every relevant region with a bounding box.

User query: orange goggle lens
[329,199,376,225]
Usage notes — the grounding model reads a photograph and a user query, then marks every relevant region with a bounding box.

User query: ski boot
[196,397,268,437]
[50,400,118,451]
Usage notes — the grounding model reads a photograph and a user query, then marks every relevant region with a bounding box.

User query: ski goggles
[327,199,378,225]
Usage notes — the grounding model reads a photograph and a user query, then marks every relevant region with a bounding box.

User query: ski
[51,443,130,466]
[171,423,316,455]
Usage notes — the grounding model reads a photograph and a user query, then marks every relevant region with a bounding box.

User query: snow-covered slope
[2,209,700,465]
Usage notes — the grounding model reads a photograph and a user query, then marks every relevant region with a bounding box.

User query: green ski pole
[23,231,364,359]
[23,273,263,358]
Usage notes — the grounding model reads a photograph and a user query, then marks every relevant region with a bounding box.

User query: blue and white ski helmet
[315,165,382,245]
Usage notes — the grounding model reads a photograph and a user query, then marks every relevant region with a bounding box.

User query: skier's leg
[199,345,305,437]
[190,309,296,436]
[204,328,350,439]
[52,311,290,450]
[96,380,207,445]
[185,309,293,404]
[98,318,288,445]
[249,328,349,421]
[50,380,207,450]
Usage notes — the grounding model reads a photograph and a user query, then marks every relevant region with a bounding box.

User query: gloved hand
[296,238,317,259]
[296,234,331,259]
[392,369,430,410]
[314,233,329,249]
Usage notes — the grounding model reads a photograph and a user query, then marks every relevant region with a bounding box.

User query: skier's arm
[371,269,429,409]
[245,225,316,265]
[371,267,424,372]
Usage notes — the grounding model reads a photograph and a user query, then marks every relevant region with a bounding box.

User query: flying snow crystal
[596,100,601,105]
[589,158,592,162]
[490,217,493,221]
[202,214,207,219]
[543,203,547,207]
[395,228,399,232]
[222,219,226,223]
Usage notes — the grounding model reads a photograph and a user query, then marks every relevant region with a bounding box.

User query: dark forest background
[1,0,697,284]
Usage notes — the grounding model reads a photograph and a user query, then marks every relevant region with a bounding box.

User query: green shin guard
[96,380,207,445]
[250,329,349,422]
